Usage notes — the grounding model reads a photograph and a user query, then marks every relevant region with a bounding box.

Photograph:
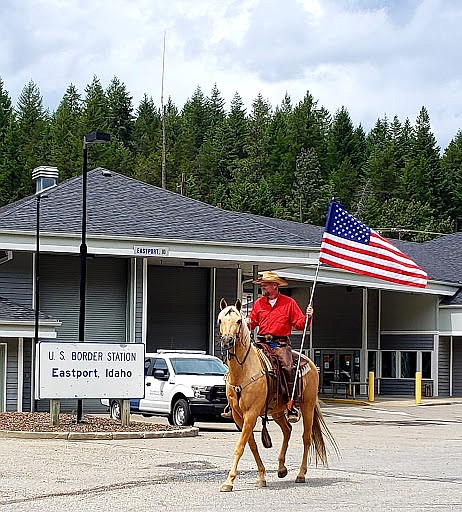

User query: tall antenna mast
[160,31,167,189]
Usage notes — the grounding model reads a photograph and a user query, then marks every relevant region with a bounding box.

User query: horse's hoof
[295,476,305,483]
[220,484,233,492]
[278,468,288,478]
[256,480,267,488]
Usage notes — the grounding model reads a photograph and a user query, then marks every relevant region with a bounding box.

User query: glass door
[338,353,353,381]
[322,353,335,387]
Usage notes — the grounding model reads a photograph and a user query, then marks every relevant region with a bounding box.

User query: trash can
[423,382,433,397]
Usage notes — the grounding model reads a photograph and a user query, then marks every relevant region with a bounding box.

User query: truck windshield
[170,358,227,376]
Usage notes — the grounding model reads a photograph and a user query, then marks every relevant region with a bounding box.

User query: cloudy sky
[2,0,461,150]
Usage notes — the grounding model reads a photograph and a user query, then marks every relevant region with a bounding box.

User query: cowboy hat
[253,271,288,287]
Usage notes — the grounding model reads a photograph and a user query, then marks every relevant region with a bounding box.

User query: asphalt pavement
[1,399,461,512]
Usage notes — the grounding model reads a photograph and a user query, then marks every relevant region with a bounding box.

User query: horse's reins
[221,308,267,401]
[222,309,252,367]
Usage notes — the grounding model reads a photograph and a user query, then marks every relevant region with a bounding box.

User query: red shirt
[248,293,310,337]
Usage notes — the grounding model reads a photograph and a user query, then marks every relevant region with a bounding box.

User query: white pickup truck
[101,350,228,426]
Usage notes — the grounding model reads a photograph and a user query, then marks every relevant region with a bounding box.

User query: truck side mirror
[153,369,169,381]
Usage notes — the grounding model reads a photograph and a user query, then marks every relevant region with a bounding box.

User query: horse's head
[217,298,246,351]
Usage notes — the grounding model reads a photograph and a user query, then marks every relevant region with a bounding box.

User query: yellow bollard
[368,371,375,402]
[415,371,422,404]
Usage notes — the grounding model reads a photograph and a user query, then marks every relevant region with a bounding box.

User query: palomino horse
[217,298,337,492]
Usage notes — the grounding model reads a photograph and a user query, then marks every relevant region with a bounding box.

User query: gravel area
[0,412,184,432]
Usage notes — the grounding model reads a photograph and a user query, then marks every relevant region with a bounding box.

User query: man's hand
[306,305,314,318]
[245,317,252,326]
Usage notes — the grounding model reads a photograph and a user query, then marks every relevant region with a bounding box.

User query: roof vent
[32,166,59,193]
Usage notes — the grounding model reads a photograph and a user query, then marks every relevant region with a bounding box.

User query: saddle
[254,342,310,400]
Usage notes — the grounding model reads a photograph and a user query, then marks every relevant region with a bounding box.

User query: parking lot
[1,400,461,512]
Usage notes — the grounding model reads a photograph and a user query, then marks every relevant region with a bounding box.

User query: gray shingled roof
[0,296,55,322]
[0,169,461,302]
[393,235,462,285]
[0,169,315,247]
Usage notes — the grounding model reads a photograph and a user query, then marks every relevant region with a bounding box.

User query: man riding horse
[223,271,313,423]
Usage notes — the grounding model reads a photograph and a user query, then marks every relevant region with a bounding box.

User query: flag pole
[288,199,334,411]
[288,258,321,410]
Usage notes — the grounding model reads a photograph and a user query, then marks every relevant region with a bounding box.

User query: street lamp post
[34,193,44,349]
[34,186,57,348]
[76,131,110,422]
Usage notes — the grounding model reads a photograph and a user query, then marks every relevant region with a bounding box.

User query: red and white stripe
[319,230,428,288]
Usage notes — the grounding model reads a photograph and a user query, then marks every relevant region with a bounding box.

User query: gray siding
[379,378,434,396]
[438,336,451,397]
[147,266,209,353]
[6,339,18,411]
[85,258,128,342]
[22,338,33,411]
[0,252,33,307]
[381,334,434,351]
[367,289,379,350]
[40,255,127,341]
[454,337,462,396]
[313,285,362,349]
[379,378,415,396]
[37,255,128,414]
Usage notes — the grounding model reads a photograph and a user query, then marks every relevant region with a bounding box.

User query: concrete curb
[320,397,462,407]
[0,426,199,440]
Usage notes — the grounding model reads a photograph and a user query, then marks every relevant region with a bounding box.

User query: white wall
[381,291,437,331]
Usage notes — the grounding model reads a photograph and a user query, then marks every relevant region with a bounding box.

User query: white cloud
[0,0,461,148]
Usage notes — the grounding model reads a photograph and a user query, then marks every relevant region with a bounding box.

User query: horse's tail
[261,417,272,448]
[311,401,339,467]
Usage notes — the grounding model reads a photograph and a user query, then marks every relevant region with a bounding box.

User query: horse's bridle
[220,308,252,367]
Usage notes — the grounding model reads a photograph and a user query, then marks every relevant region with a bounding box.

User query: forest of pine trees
[1,75,461,241]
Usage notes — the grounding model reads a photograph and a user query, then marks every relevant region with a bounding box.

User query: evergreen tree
[15,80,51,197]
[403,107,445,212]
[206,84,226,129]
[133,94,162,157]
[132,94,162,185]
[287,91,330,176]
[441,130,462,229]
[267,94,294,208]
[81,76,110,169]
[327,107,361,209]
[106,76,134,146]
[82,76,109,134]
[222,92,248,169]
[0,78,13,145]
[245,93,272,179]
[291,147,325,224]
[50,84,83,181]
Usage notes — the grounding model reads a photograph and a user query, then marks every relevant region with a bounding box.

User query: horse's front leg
[272,412,292,478]
[220,412,265,492]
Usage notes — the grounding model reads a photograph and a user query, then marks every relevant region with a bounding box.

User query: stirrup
[287,406,301,424]
[221,404,232,419]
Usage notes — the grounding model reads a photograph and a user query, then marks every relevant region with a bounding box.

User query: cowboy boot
[286,378,301,423]
[221,403,232,419]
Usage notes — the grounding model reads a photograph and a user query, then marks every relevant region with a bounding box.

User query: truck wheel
[172,398,194,426]
[110,400,121,420]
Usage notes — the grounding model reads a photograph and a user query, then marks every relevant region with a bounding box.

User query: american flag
[319,200,428,288]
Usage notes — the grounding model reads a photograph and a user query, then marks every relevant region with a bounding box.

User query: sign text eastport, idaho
[36,341,145,399]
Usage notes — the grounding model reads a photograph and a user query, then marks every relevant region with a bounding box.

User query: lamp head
[84,131,111,145]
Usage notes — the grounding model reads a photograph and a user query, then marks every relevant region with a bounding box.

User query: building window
[381,351,397,378]
[422,352,432,378]
[368,351,377,373]
[400,352,417,378]
[380,350,432,379]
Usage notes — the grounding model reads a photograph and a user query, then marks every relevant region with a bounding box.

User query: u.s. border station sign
[36,341,145,399]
